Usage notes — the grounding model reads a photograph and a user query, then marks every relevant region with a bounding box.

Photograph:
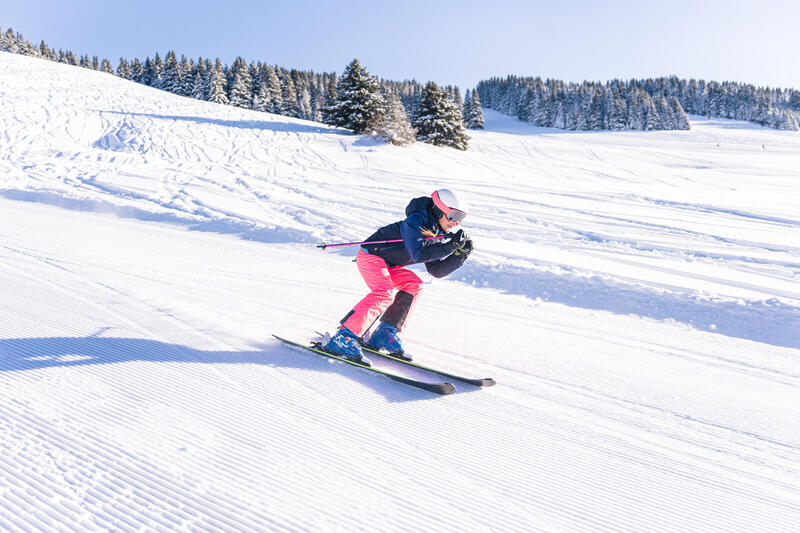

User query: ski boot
[367,322,412,361]
[323,326,373,366]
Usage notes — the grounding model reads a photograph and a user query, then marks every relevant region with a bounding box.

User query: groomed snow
[1,51,799,531]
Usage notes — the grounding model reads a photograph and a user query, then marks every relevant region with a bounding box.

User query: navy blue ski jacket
[360,196,468,278]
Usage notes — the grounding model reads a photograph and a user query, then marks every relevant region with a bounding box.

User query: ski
[315,331,496,388]
[272,335,456,395]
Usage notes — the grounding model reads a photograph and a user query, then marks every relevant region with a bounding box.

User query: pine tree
[117,58,132,79]
[38,40,52,59]
[789,90,800,111]
[327,59,387,133]
[366,89,416,145]
[191,71,206,100]
[669,96,690,130]
[552,98,567,129]
[573,102,588,130]
[281,74,299,117]
[643,93,660,130]
[607,92,627,130]
[654,94,674,129]
[64,51,79,66]
[463,90,473,122]
[310,83,325,122]
[587,92,604,130]
[452,86,463,115]
[252,83,271,112]
[464,88,485,129]
[206,59,229,105]
[412,82,469,150]
[162,51,182,94]
[144,53,164,88]
[130,58,145,83]
[178,56,194,96]
[1,28,16,53]
[297,87,313,120]
[321,74,338,124]
[100,58,114,75]
[228,57,252,108]
[264,66,283,114]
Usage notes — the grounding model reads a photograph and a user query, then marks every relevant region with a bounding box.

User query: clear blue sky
[3,0,799,91]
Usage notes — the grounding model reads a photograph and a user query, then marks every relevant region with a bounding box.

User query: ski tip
[480,378,497,387]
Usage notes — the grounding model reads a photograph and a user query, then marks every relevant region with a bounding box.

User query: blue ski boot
[324,326,372,366]
[367,322,411,361]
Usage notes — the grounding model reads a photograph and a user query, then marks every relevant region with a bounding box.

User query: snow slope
[1,51,799,531]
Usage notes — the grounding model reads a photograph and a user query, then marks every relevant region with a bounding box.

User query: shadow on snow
[456,261,800,350]
[96,109,345,136]
[0,189,317,245]
[0,336,462,401]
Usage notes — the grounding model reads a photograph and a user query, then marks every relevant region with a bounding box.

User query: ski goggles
[432,190,467,224]
[445,208,467,224]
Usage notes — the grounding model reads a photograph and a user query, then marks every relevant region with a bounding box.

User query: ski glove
[454,237,473,258]
[443,229,467,254]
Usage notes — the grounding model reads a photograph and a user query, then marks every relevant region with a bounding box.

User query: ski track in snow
[2,52,800,531]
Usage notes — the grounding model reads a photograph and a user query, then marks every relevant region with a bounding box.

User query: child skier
[324,189,473,365]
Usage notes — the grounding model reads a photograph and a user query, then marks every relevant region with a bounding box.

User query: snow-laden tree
[1,28,18,53]
[626,92,645,130]
[252,83,270,112]
[412,82,469,150]
[281,74,299,117]
[321,74,338,124]
[130,58,144,83]
[310,83,325,122]
[178,56,194,96]
[366,89,416,145]
[326,59,387,133]
[228,57,252,108]
[452,86,463,115]
[464,88,485,129]
[17,33,35,56]
[263,65,283,114]
[144,53,164,88]
[100,58,114,75]
[38,40,54,60]
[669,96,690,130]
[587,93,604,130]
[162,51,182,94]
[643,93,660,131]
[191,71,206,100]
[790,90,800,112]
[607,92,628,130]
[117,58,132,80]
[206,59,229,105]
[297,86,313,120]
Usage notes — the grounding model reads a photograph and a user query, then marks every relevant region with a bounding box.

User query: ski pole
[317,235,444,250]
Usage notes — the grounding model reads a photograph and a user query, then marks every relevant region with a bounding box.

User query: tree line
[477,74,800,131]
[1,26,482,150]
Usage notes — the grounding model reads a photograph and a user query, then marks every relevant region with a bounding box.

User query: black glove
[454,237,473,257]
[443,229,467,254]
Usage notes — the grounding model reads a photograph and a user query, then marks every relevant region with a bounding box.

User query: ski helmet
[431,188,468,224]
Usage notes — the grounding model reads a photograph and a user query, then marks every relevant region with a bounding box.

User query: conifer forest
[3,24,799,152]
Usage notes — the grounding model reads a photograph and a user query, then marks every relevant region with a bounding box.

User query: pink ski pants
[342,248,423,337]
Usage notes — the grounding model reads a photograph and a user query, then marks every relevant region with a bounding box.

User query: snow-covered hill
[2,51,799,531]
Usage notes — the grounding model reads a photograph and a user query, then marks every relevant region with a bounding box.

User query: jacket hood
[405,196,433,217]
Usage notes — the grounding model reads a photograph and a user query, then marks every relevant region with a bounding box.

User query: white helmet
[431,189,468,223]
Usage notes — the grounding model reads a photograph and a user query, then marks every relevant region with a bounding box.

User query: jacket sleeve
[400,213,452,263]
[424,253,467,278]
